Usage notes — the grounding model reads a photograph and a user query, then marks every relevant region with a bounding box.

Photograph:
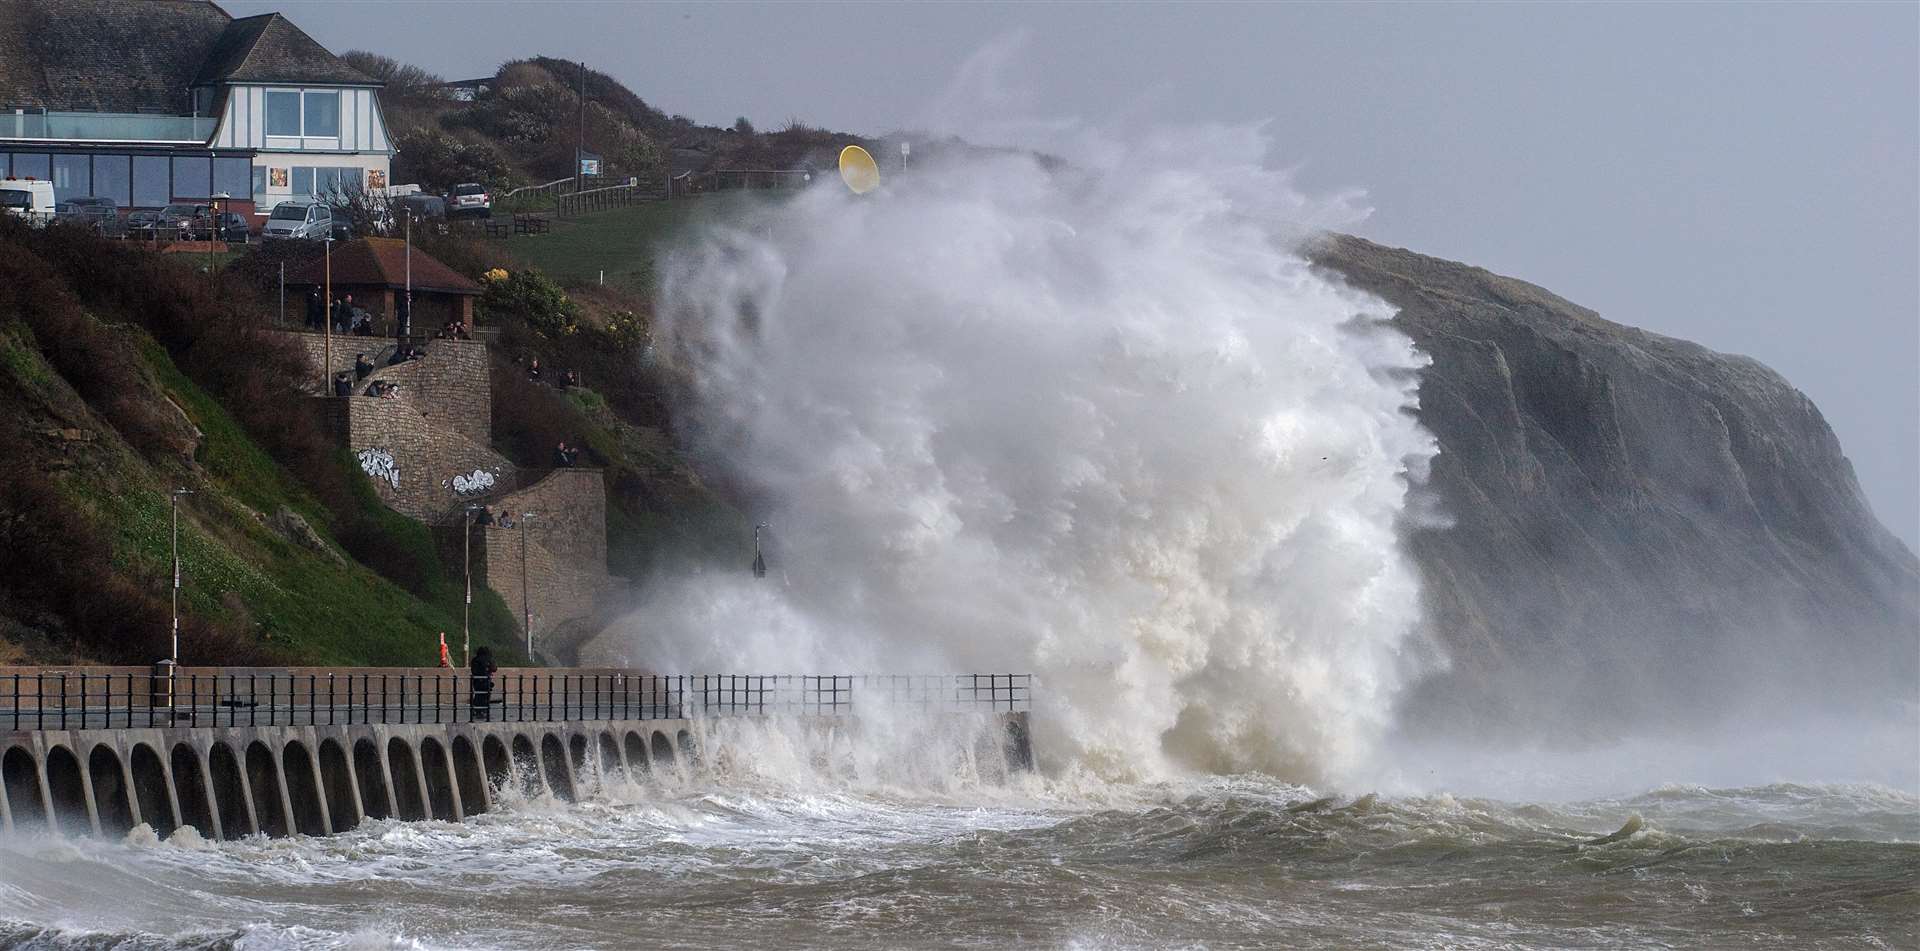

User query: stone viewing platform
[0,666,1034,840]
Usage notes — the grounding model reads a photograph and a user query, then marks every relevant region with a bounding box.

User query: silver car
[262,199,334,240]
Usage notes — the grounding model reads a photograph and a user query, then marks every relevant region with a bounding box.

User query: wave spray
[612,128,1437,785]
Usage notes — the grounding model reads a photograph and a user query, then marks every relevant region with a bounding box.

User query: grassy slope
[2,324,527,667]
[497,191,779,293]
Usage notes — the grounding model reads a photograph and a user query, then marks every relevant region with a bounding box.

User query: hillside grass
[76,333,534,667]
[490,192,782,292]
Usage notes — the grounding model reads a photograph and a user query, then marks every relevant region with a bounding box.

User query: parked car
[204,211,250,243]
[396,194,446,221]
[448,182,491,218]
[55,195,119,233]
[125,208,164,239]
[0,179,56,226]
[158,203,209,239]
[262,198,333,240]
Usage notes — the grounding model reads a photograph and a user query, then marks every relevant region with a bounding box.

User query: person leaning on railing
[470,646,497,721]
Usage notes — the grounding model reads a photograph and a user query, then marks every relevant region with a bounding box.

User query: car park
[124,208,164,239]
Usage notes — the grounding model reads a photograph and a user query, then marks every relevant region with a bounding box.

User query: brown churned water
[1,752,1915,950]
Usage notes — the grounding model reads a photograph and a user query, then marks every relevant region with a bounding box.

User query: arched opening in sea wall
[44,746,91,837]
[170,744,214,839]
[87,745,134,837]
[354,738,392,820]
[387,737,427,821]
[130,744,176,838]
[282,741,328,836]
[319,739,359,833]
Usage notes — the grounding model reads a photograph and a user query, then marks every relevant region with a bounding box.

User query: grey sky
[231,0,1919,548]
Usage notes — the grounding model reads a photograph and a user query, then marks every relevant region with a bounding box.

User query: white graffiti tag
[450,469,498,496]
[356,447,399,488]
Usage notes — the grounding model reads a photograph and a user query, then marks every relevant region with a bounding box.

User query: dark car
[55,196,120,234]
[125,209,164,240]
[156,203,208,240]
[395,194,445,221]
[208,211,250,243]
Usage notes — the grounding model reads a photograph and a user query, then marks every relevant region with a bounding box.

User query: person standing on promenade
[470,647,497,721]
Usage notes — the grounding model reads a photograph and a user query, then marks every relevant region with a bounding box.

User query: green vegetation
[491,192,779,292]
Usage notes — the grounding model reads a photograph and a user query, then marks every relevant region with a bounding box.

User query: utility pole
[403,213,412,339]
[576,60,587,195]
[170,488,193,663]
[463,503,476,668]
[278,259,285,327]
[520,512,537,658]
[322,235,333,393]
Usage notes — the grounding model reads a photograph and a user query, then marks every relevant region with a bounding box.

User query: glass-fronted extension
[3,111,218,143]
[2,150,252,206]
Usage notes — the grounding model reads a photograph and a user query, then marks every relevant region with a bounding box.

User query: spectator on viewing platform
[355,353,375,380]
[332,372,352,397]
[437,632,452,668]
[561,369,580,388]
[351,312,374,337]
[408,344,427,362]
[470,646,497,720]
[526,357,543,383]
[474,506,494,526]
[553,440,581,468]
[305,287,324,331]
[331,294,357,333]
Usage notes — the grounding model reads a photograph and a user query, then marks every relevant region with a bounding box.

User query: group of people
[388,344,429,366]
[434,319,472,341]
[524,358,581,388]
[304,288,373,335]
[364,379,402,399]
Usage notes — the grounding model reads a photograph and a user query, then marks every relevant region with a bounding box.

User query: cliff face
[1311,235,1918,737]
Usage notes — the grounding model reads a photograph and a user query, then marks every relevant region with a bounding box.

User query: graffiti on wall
[356,447,399,488]
[449,468,498,496]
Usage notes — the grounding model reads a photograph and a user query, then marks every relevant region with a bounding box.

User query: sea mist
[603,130,1437,785]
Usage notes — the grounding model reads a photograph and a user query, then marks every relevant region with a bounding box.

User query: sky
[229,0,1920,549]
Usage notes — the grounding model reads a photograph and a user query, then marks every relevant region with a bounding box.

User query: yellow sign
[838,145,879,195]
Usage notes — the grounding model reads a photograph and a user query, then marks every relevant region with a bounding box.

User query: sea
[2,721,1915,950]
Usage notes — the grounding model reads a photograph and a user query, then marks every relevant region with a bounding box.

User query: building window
[52,154,90,202]
[303,91,340,138]
[291,166,314,196]
[266,90,302,137]
[132,155,169,207]
[214,156,251,200]
[11,153,49,181]
[94,154,130,206]
[172,156,210,199]
[252,166,267,202]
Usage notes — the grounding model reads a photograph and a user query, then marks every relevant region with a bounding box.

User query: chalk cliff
[1311,235,1918,736]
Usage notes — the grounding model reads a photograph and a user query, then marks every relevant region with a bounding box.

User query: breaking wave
[602,126,1437,786]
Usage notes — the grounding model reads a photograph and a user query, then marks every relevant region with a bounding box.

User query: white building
[0,0,391,222]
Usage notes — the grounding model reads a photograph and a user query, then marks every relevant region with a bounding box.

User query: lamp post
[322,234,334,393]
[402,212,413,339]
[752,523,769,579]
[463,503,478,668]
[520,512,537,658]
[169,487,194,663]
[899,140,910,171]
[205,191,228,273]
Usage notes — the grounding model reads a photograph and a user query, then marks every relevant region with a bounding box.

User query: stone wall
[277,333,491,445]
[330,396,517,525]
[483,469,607,572]
[479,521,613,652]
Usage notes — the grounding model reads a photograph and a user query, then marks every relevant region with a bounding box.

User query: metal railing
[0,670,1031,732]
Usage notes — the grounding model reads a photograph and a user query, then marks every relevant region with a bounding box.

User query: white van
[262,198,333,240]
[0,179,56,226]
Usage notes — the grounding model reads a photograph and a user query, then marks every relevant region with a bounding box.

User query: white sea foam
[596,126,1437,786]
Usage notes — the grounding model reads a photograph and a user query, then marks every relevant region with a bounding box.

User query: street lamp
[519,512,537,658]
[463,503,480,668]
[899,140,910,171]
[169,487,194,663]
[322,233,334,393]
[752,523,769,579]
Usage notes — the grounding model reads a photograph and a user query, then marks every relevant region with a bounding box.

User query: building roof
[288,238,484,297]
[194,13,377,87]
[0,1,373,115]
